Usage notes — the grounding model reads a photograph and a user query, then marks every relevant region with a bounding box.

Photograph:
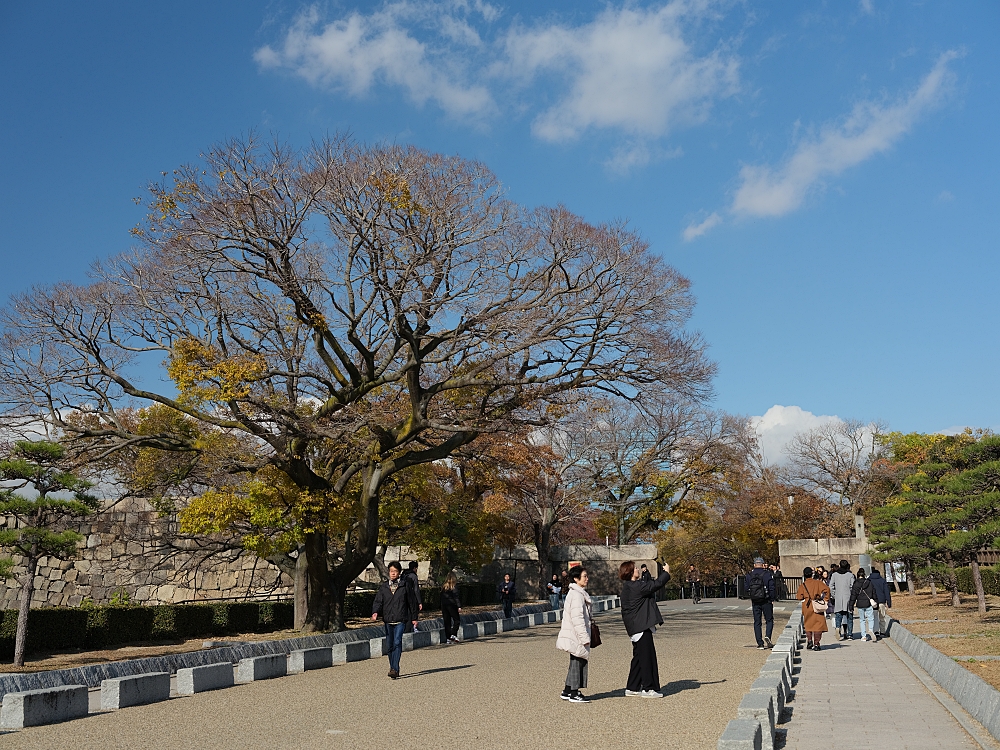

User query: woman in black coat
[619,560,671,698]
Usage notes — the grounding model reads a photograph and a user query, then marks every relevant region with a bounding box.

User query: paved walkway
[782,619,989,750]
[0,599,780,750]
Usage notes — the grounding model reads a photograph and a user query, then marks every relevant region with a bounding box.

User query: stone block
[460,623,479,640]
[369,637,386,658]
[717,718,762,750]
[177,662,235,694]
[288,647,333,673]
[0,685,89,729]
[738,691,775,748]
[750,674,785,718]
[235,654,287,683]
[332,641,371,663]
[101,672,170,710]
[530,613,545,626]
[481,620,498,636]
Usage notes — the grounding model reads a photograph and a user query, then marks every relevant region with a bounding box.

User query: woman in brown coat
[797,567,830,651]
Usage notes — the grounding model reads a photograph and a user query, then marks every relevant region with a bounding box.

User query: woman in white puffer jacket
[556,566,592,703]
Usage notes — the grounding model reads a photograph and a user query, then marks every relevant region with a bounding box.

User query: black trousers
[626,629,659,692]
[752,600,774,645]
[502,600,513,618]
[442,603,460,639]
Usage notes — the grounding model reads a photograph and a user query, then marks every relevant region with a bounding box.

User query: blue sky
[1,1,997,459]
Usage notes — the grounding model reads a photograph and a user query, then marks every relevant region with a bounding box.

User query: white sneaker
[624,689,643,697]
[640,690,663,698]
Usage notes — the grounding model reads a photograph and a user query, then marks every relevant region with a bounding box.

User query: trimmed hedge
[956,565,1000,597]
[0,600,294,660]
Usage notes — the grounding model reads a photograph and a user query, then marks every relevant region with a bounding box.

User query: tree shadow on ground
[399,664,473,679]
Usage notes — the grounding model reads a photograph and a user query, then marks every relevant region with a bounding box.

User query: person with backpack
[745,557,776,649]
[848,568,879,643]
[371,561,420,679]
[829,560,856,641]
[869,567,893,638]
[796,567,831,650]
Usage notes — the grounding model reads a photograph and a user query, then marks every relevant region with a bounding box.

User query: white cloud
[859,0,875,16]
[731,51,959,218]
[256,2,738,146]
[254,5,495,120]
[502,3,739,142]
[682,212,722,241]
[751,405,842,465]
[937,190,955,202]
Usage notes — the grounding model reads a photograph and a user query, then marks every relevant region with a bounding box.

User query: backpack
[747,571,768,602]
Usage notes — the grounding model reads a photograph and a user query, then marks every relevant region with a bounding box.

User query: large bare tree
[0,135,713,630]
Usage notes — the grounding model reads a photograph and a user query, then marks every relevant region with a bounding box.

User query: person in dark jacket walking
[497,573,516,618]
[441,571,462,644]
[869,568,893,638]
[848,568,879,642]
[619,560,671,697]
[371,561,419,679]
[403,561,423,633]
[745,557,777,649]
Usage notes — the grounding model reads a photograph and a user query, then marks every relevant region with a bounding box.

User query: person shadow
[398,664,473,679]
[585,678,725,701]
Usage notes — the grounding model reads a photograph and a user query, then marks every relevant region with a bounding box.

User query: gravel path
[1,600,784,750]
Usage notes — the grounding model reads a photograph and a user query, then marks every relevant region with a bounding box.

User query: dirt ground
[0,603,509,674]
[888,587,1000,689]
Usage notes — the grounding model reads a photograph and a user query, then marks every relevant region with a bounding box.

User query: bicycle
[690,582,701,604]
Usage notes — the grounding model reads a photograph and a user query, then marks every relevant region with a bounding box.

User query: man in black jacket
[869,567,893,638]
[745,557,776,649]
[620,560,671,698]
[371,561,419,679]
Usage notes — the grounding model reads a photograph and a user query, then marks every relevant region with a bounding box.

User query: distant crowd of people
[794,560,893,650]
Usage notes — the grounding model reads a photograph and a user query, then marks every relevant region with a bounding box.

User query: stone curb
[0,601,559,700]
[0,595,621,731]
[887,619,1000,743]
[100,671,170,710]
[717,608,800,750]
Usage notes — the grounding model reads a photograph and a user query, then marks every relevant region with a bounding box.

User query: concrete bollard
[0,685,89,729]
[758,662,791,699]
[750,674,785,719]
[460,623,479,641]
[369,637,386,658]
[401,630,432,651]
[737,691,776,750]
[332,641,372,663]
[288,647,334,673]
[177,662,235,694]
[236,653,287,683]
[101,672,171,710]
[718,717,763,750]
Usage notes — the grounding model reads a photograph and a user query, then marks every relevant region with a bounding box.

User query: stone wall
[0,497,292,610]
[778,536,872,578]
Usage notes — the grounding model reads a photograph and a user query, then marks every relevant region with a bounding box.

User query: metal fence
[734,575,803,601]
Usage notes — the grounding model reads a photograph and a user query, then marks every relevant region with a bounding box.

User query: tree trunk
[327,466,383,631]
[904,560,915,595]
[293,544,308,630]
[945,553,960,606]
[971,555,987,615]
[301,532,331,632]
[927,558,937,597]
[534,513,554,600]
[13,554,38,668]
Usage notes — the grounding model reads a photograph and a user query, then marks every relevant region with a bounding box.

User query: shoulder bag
[590,622,602,648]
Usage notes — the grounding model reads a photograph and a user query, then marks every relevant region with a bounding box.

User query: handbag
[590,622,602,648]
[811,598,828,614]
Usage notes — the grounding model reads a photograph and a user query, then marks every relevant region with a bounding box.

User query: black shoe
[813,644,821,651]
[566,692,590,703]
[764,636,773,648]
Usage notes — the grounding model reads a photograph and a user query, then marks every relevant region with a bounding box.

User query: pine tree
[0,441,98,666]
